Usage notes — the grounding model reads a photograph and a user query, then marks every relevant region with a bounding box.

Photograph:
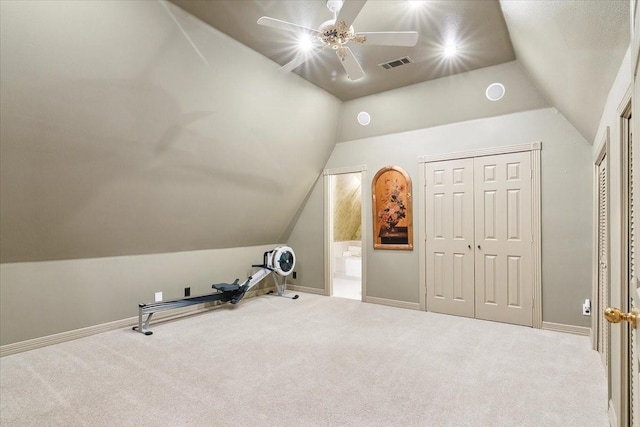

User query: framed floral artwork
[372,166,413,250]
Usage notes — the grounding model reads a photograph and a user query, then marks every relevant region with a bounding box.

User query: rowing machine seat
[212,279,241,293]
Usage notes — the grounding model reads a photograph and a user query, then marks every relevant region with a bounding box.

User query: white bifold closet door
[425,158,475,318]
[474,152,532,326]
[425,151,533,327]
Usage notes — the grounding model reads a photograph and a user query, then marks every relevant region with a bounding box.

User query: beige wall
[337,60,548,143]
[286,174,326,290]
[0,0,342,345]
[288,60,593,327]
[290,106,594,327]
[0,244,281,345]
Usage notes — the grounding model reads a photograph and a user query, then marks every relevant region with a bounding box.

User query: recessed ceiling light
[357,111,371,126]
[443,44,458,58]
[486,82,505,101]
[407,0,426,10]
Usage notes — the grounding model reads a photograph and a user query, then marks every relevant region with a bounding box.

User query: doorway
[593,128,610,369]
[324,166,366,301]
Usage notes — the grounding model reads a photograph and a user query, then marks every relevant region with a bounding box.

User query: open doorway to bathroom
[324,166,365,301]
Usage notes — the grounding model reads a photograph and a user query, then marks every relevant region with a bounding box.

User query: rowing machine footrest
[230,284,249,304]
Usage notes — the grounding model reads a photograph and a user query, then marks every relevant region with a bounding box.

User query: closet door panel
[425,158,475,317]
[474,152,533,326]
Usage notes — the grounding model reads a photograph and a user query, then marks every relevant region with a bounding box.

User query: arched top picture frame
[372,166,413,250]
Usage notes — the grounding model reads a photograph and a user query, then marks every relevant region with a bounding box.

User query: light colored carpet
[1,293,607,426]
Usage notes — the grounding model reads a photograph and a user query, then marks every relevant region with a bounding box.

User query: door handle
[604,307,637,329]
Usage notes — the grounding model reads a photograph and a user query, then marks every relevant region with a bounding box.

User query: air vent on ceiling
[379,56,414,70]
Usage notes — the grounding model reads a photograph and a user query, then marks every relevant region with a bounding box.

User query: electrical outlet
[184,287,191,297]
[155,291,163,302]
[582,298,591,316]
[292,271,297,279]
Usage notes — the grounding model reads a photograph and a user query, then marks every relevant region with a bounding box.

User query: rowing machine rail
[133,246,297,335]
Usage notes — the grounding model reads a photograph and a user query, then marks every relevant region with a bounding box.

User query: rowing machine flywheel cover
[269,246,296,276]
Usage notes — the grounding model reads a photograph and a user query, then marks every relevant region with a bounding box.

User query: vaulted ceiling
[172,0,630,142]
[0,0,632,263]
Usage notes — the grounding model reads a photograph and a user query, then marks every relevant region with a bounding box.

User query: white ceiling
[172,0,629,142]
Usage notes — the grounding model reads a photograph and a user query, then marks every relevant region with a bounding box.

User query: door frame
[418,141,542,328]
[323,165,367,299]
[612,89,634,427]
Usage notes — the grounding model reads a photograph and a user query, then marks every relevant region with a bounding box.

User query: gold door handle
[604,307,637,329]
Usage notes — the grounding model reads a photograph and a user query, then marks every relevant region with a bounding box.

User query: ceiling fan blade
[257,17,321,35]
[357,31,419,47]
[279,50,318,73]
[336,47,365,81]
[336,0,367,27]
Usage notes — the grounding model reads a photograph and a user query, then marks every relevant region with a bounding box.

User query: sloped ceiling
[0,1,341,262]
[500,0,629,143]
[173,0,630,143]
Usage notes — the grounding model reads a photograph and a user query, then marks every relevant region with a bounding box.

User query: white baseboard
[365,296,420,311]
[0,287,274,358]
[541,321,591,336]
[288,285,327,296]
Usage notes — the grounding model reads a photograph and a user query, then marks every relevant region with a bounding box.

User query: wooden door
[605,104,637,427]
[425,158,475,318]
[628,108,638,427]
[632,278,639,427]
[596,147,609,368]
[630,28,639,423]
[474,152,533,327]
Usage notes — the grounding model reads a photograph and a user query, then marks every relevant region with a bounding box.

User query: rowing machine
[133,246,298,335]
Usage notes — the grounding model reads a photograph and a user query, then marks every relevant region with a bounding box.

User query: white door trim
[419,142,542,328]
[323,165,367,300]
[324,165,367,176]
[419,142,541,163]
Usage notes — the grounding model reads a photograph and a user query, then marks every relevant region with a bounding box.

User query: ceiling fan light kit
[319,20,365,50]
[443,43,458,58]
[257,0,419,81]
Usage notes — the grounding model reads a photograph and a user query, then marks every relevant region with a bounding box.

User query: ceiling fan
[257,0,419,81]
